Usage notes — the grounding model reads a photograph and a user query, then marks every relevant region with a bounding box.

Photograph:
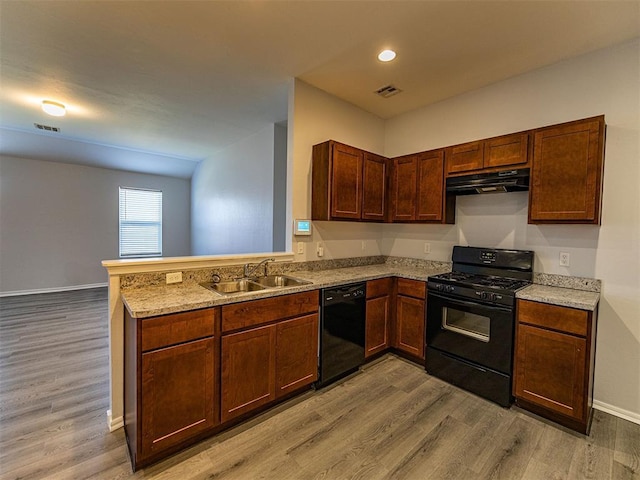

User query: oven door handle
[427,292,512,313]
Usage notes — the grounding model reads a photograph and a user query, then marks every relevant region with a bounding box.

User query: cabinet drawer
[222,290,319,333]
[367,278,392,299]
[517,300,588,337]
[141,308,217,352]
[396,278,426,299]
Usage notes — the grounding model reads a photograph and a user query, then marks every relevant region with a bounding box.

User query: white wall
[0,155,191,294]
[272,123,288,251]
[191,125,276,255]
[289,79,386,261]
[383,39,640,420]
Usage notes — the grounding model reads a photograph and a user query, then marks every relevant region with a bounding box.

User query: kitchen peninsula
[105,253,600,468]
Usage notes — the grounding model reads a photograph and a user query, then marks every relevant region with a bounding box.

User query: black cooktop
[427,246,534,301]
[428,271,531,293]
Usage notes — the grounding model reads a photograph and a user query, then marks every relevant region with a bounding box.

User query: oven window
[442,307,490,342]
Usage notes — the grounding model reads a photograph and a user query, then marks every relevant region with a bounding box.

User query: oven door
[426,292,514,374]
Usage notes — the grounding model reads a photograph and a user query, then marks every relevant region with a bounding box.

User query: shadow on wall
[525,224,600,277]
[457,191,529,249]
[456,190,601,277]
[594,296,640,416]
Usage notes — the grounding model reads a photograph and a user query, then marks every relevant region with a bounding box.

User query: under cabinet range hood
[446,168,530,195]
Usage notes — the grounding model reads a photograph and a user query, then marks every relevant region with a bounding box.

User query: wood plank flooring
[1,288,638,480]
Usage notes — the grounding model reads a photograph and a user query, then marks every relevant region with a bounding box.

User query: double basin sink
[200,275,311,296]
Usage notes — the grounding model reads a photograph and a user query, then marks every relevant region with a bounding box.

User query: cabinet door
[141,337,216,458]
[529,117,604,224]
[391,155,417,221]
[484,132,529,169]
[395,295,425,360]
[331,143,363,219]
[514,324,586,420]
[366,295,390,358]
[362,152,387,221]
[445,141,484,174]
[275,314,319,398]
[416,149,445,222]
[221,325,276,423]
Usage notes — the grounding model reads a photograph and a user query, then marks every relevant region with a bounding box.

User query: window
[119,187,162,257]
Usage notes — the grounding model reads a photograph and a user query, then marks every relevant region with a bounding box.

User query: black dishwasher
[317,283,366,387]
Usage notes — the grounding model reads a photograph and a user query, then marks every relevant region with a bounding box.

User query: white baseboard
[593,400,640,425]
[107,410,124,432]
[0,282,108,298]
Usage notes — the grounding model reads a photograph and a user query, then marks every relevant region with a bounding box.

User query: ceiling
[1,1,639,179]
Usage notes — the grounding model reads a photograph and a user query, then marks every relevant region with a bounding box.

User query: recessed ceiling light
[377,49,396,62]
[41,100,66,117]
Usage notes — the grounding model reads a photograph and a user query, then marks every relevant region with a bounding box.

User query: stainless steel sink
[200,279,267,295]
[254,275,311,288]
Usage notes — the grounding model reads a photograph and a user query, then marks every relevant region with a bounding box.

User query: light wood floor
[1,288,638,480]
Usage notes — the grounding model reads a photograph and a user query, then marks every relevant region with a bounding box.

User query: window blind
[119,187,162,257]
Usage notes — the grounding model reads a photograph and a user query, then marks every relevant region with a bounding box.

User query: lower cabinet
[365,278,392,358]
[125,308,220,470]
[513,299,597,434]
[393,278,427,361]
[220,313,319,423]
[221,324,276,423]
[276,314,319,398]
[220,291,319,423]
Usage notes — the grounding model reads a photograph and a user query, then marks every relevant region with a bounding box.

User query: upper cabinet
[389,149,454,224]
[312,140,387,221]
[528,116,605,225]
[362,152,388,221]
[311,115,605,226]
[389,154,417,222]
[445,132,530,176]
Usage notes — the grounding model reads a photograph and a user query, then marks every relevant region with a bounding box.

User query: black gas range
[426,246,533,407]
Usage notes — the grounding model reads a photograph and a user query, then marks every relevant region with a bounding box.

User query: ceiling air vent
[34,123,61,133]
[375,84,402,98]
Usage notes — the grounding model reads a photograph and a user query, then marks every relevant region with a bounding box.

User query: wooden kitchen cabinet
[416,149,454,222]
[124,308,219,470]
[220,290,319,422]
[445,132,530,176]
[312,140,388,221]
[365,278,392,358]
[275,313,319,398]
[514,299,598,434]
[390,154,418,221]
[221,324,276,423]
[393,278,426,361]
[528,115,605,224]
[390,149,453,223]
[362,152,388,220]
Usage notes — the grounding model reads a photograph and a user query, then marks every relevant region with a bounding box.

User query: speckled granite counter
[122,256,602,318]
[516,284,600,311]
[122,263,451,318]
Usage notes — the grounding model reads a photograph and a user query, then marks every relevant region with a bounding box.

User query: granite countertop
[122,261,601,318]
[122,263,451,318]
[516,284,600,311]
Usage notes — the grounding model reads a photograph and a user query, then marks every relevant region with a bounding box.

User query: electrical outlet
[559,252,570,267]
[316,242,324,257]
[166,272,182,284]
[361,241,366,251]
[424,242,431,254]
[297,242,304,254]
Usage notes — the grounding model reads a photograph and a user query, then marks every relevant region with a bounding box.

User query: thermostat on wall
[294,219,312,236]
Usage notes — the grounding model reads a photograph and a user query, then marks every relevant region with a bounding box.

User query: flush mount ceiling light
[377,49,396,62]
[41,100,66,117]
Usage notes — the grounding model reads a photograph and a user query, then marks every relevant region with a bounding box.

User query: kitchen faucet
[243,258,275,278]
